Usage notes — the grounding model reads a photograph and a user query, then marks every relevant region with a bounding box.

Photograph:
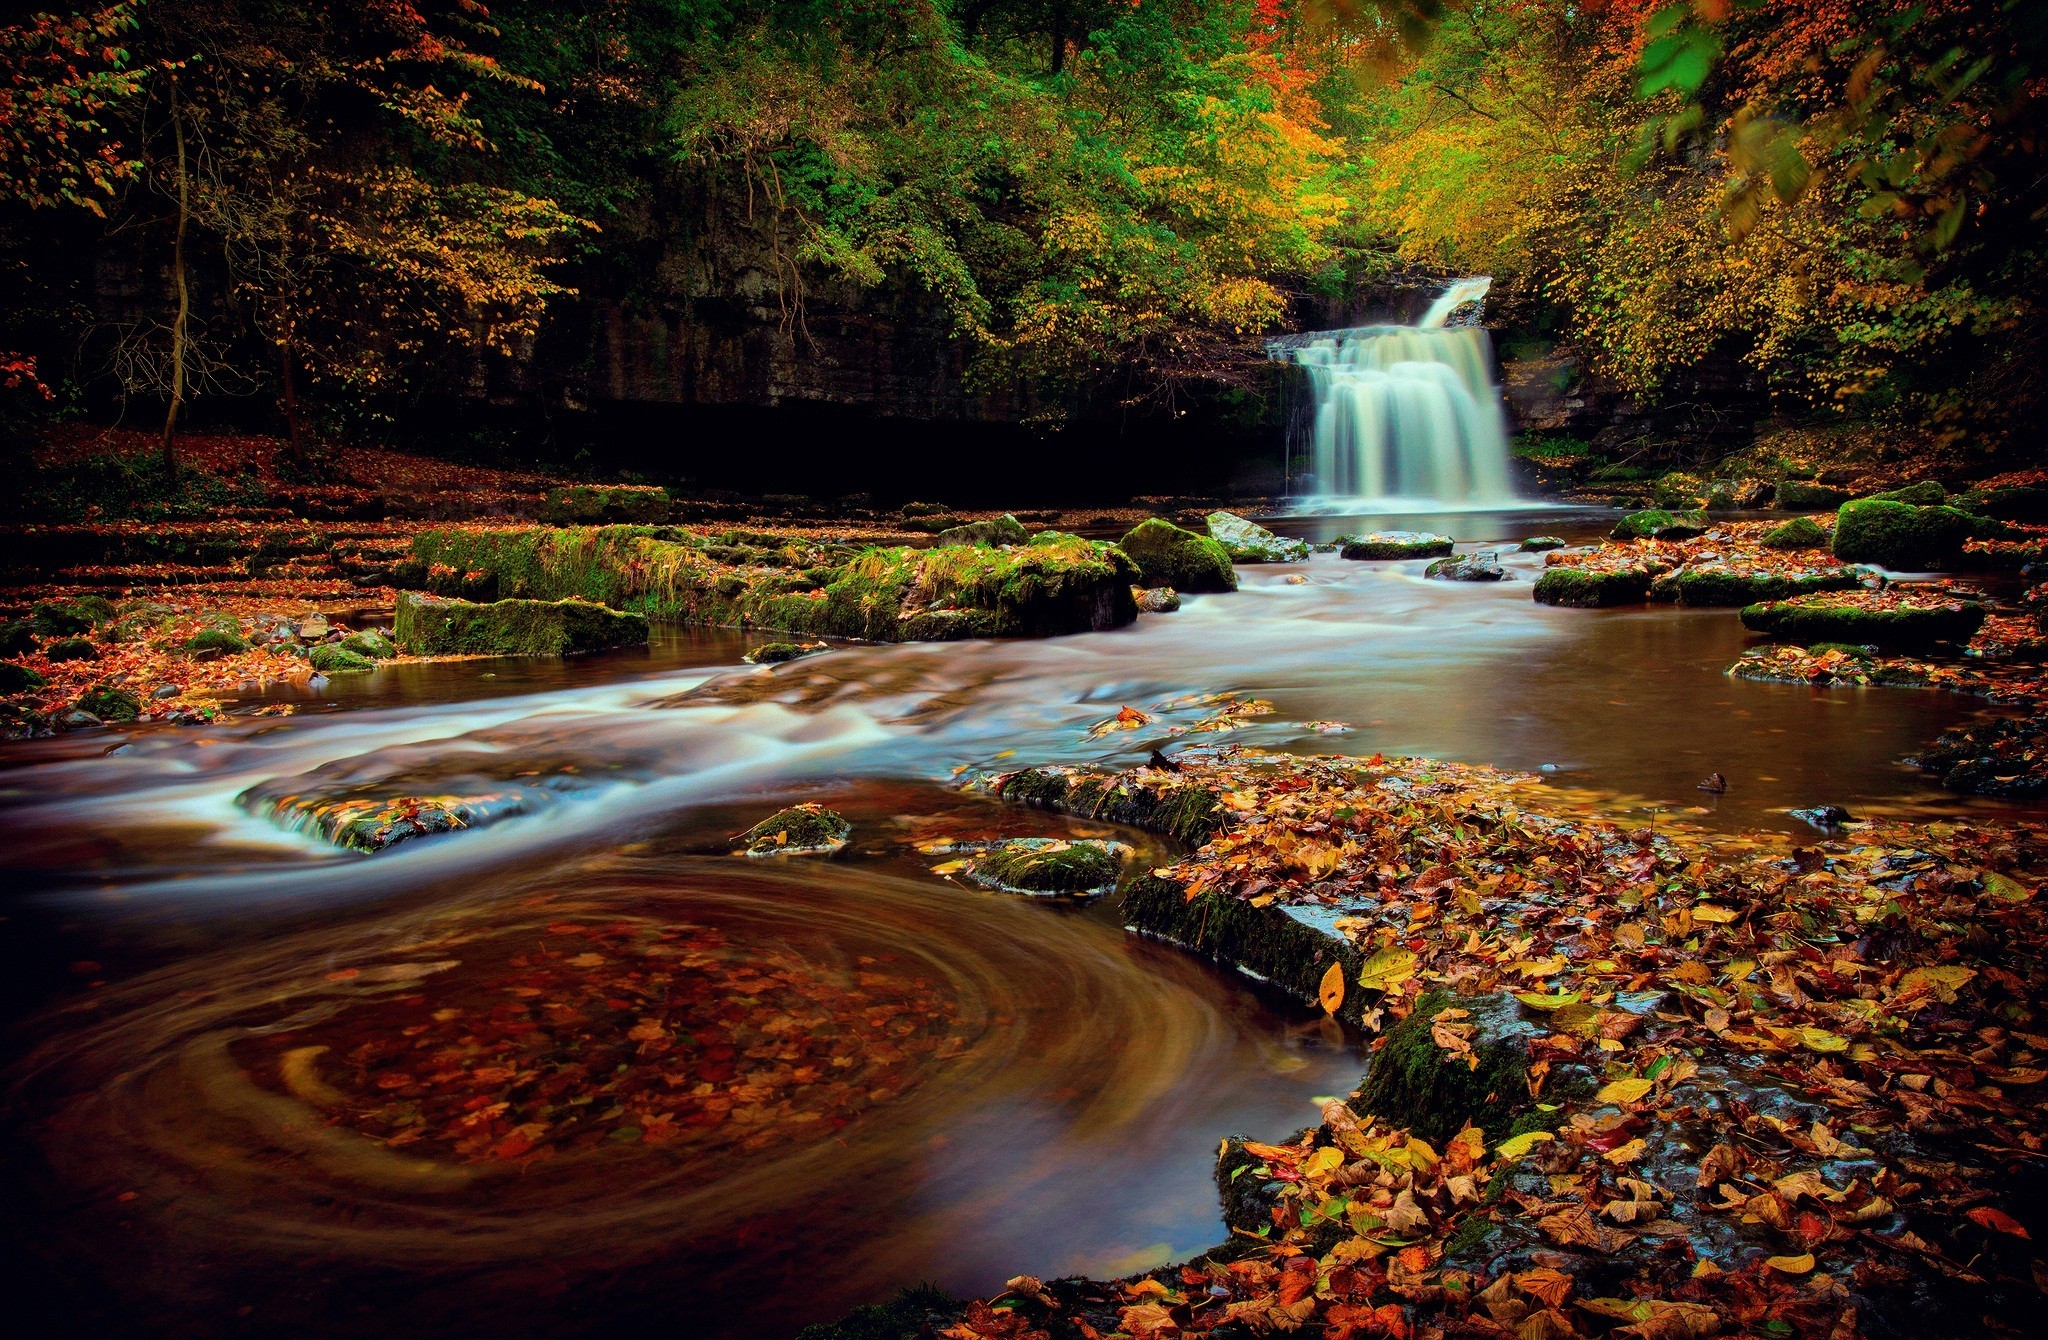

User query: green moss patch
[1118,518,1237,592]
[1354,991,1536,1144]
[1648,565,1860,606]
[395,591,650,657]
[1740,592,1986,650]
[995,767,1224,847]
[737,803,851,856]
[1760,516,1829,550]
[931,836,1129,896]
[1861,480,1946,506]
[1339,531,1454,560]
[744,641,826,665]
[934,514,1027,547]
[185,625,251,655]
[308,644,377,673]
[1532,566,1652,607]
[1776,481,1852,510]
[1207,510,1309,563]
[1610,508,1708,541]
[76,685,141,721]
[340,630,396,659]
[1831,498,1993,570]
[537,484,670,525]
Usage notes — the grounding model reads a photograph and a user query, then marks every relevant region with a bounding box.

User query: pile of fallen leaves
[1541,520,1853,583]
[942,747,2045,1340]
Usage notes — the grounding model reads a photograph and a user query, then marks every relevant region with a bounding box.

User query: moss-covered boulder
[737,803,851,856]
[1354,992,1537,1144]
[1133,586,1181,613]
[1519,536,1566,552]
[395,591,650,657]
[44,636,98,662]
[31,600,95,637]
[995,767,1224,847]
[308,644,376,673]
[1651,472,1707,510]
[1425,553,1508,582]
[244,790,546,853]
[942,837,1128,896]
[1776,480,1853,510]
[743,641,824,665]
[1830,498,1989,569]
[1206,510,1309,563]
[537,484,670,525]
[1760,516,1829,550]
[1339,531,1454,560]
[1118,519,1237,592]
[1862,480,1946,506]
[1532,566,1652,607]
[1740,593,1986,650]
[0,620,36,657]
[1610,508,1708,541]
[1649,565,1860,606]
[75,685,140,722]
[339,630,396,659]
[0,662,47,694]
[935,514,1028,547]
[185,625,250,656]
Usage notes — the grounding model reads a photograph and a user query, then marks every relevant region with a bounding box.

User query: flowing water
[0,505,2033,1336]
[1272,278,1516,505]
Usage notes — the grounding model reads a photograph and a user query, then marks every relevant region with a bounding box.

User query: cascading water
[1272,278,1517,505]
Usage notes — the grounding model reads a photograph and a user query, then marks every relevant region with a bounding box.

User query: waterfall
[1272,278,1516,505]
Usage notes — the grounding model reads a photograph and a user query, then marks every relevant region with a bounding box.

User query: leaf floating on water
[1318,962,1346,1014]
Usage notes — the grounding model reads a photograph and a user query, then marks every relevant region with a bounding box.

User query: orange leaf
[1967,1206,2030,1239]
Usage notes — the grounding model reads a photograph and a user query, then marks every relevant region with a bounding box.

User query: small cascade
[1272,278,1517,505]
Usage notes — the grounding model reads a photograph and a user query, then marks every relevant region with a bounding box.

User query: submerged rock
[1425,552,1508,582]
[1532,566,1652,607]
[394,592,651,657]
[1205,510,1309,563]
[1792,804,1855,831]
[737,803,851,857]
[1117,518,1237,593]
[1740,592,1986,650]
[1831,498,1991,570]
[1339,531,1454,560]
[1132,586,1180,613]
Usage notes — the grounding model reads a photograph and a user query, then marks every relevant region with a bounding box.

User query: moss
[934,514,1028,547]
[1964,484,2048,521]
[339,630,396,659]
[1831,498,1990,570]
[1610,508,1708,541]
[1207,510,1310,563]
[899,501,950,518]
[743,641,821,665]
[971,838,1125,894]
[997,768,1072,809]
[0,620,35,657]
[1532,567,1651,608]
[394,591,651,657]
[1353,991,1533,1144]
[44,636,98,662]
[1122,876,1372,1024]
[0,662,46,694]
[1777,481,1852,510]
[1339,531,1454,560]
[1761,516,1829,550]
[1519,536,1566,552]
[793,1285,963,1340]
[308,644,376,673]
[30,600,94,637]
[1652,472,1707,510]
[1740,596,1986,650]
[185,625,251,655]
[738,803,851,856]
[1649,566,1859,607]
[1118,518,1237,592]
[76,684,140,721]
[1863,480,1946,506]
[537,484,670,525]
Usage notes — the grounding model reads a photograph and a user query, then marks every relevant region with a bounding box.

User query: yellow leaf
[1982,871,2032,902]
[1303,1145,1344,1177]
[1494,1130,1554,1160]
[1357,947,1417,993]
[1691,904,1738,923]
[1796,1027,1850,1054]
[1897,965,1976,1004]
[1596,1077,1655,1105]
[1319,962,1346,1015]
[1515,990,1582,1011]
[1765,1253,1815,1274]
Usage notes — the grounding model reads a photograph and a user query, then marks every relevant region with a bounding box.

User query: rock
[1760,516,1829,550]
[1831,498,1991,570]
[44,636,99,662]
[1532,567,1652,607]
[1116,519,1237,592]
[537,483,671,525]
[339,630,396,659]
[152,684,179,699]
[900,501,950,518]
[1424,552,1508,582]
[58,709,102,729]
[935,514,1029,547]
[1862,480,1947,506]
[1963,484,2048,521]
[1610,508,1708,541]
[296,614,330,641]
[1791,805,1854,831]
[743,641,825,664]
[1740,593,1987,650]
[1651,472,1708,510]
[0,663,47,694]
[30,600,95,637]
[737,803,851,856]
[945,837,1128,896]
[1697,772,1727,793]
[1728,477,1776,508]
[1776,480,1852,510]
[308,644,377,673]
[1353,992,1540,1143]
[1339,531,1454,560]
[1519,536,1566,552]
[1648,565,1860,606]
[1205,510,1309,563]
[76,685,141,722]
[185,625,251,656]
[1132,586,1181,613]
[394,592,651,657]
[255,792,541,852]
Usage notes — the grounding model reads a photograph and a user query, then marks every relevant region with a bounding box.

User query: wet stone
[737,803,852,857]
[1425,552,1508,582]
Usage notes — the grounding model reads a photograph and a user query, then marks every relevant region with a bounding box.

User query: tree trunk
[162,74,190,473]
[1050,1,1068,75]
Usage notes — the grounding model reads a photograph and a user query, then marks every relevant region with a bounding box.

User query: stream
[0,505,2031,1337]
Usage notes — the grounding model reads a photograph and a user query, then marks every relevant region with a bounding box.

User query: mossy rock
[1353,991,1536,1144]
[76,685,140,722]
[1740,595,1986,650]
[537,484,670,525]
[1425,553,1507,582]
[31,600,94,637]
[1117,518,1237,593]
[1862,480,1946,506]
[1830,498,1990,570]
[1339,531,1454,560]
[1532,567,1651,608]
[743,641,823,665]
[394,591,650,657]
[934,514,1028,547]
[1651,472,1707,510]
[1776,481,1852,510]
[185,625,251,656]
[1133,586,1181,613]
[899,501,950,518]
[1963,484,2048,522]
[0,662,46,694]
[308,644,376,673]
[1121,875,1373,1026]
[793,1286,964,1340]
[0,620,36,657]
[965,838,1126,895]
[1519,536,1566,552]
[1206,510,1309,563]
[44,636,99,662]
[339,630,396,659]
[996,768,1224,848]
[1649,566,1860,607]
[1610,508,1708,541]
[1760,516,1829,550]
[737,803,851,856]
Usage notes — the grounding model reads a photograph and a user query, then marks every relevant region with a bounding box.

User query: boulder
[1532,567,1652,607]
[945,837,1128,896]
[296,614,330,641]
[537,484,670,525]
[58,709,102,729]
[1648,565,1861,606]
[394,592,651,657]
[1776,480,1852,510]
[1760,516,1828,550]
[339,630,396,659]
[75,685,140,721]
[308,644,376,673]
[1132,585,1181,612]
[185,626,250,655]
[30,600,94,637]
[1830,498,1989,570]
[1117,519,1237,592]
[1339,531,1454,560]
[1353,992,1539,1143]
[743,641,825,665]
[1425,552,1508,582]
[1205,510,1309,563]
[44,637,99,662]
[934,514,1028,547]
[1610,508,1708,541]
[1740,593,1986,650]
[737,804,851,856]
[1862,480,1946,506]
[1519,536,1567,552]
[0,663,47,694]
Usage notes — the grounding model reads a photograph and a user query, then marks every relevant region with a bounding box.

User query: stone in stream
[1647,563,1862,606]
[736,804,851,857]
[1425,552,1507,582]
[1792,804,1855,831]
[1830,498,1995,570]
[1739,591,1986,650]
[1132,586,1180,613]
[75,685,140,722]
[308,644,377,674]
[1352,991,1546,1144]
[926,836,1129,897]
[1518,536,1566,552]
[743,640,826,665]
[1205,510,1309,563]
[1610,508,1708,541]
[340,630,396,660]
[1775,480,1852,511]
[239,777,579,853]
[394,591,650,657]
[1116,518,1237,593]
[1760,515,1829,550]
[1531,566,1652,607]
[1338,531,1454,560]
